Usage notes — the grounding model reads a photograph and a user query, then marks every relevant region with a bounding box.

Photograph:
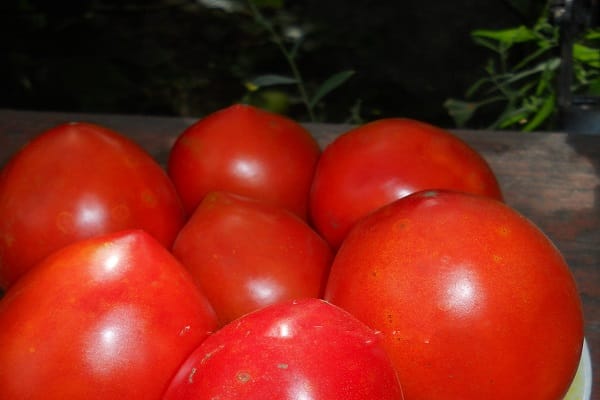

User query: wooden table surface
[1,108,599,398]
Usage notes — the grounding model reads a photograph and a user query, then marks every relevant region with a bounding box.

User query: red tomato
[163,298,404,400]
[167,104,321,219]
[172,191,333,326]
[309,118,503,248]
[0,229,218,399]
[0,122,185,289]
[325,190,584,400]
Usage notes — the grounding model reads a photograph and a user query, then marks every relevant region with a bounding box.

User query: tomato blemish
[141,190,158,207]
[236,371,251,383]
[421,190,438,198]
[55,211,75,234]
[178,325,191,336]
[201,344,225,365]
[187,367,197,383]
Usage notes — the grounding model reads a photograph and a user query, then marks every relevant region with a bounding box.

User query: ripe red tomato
[0,229,218,400]
[0,122,185,289]
[309,118,503,248]
[167,104,321,219]
[163,298,404,400]
[172,191,333,326]
[325,190,584,400]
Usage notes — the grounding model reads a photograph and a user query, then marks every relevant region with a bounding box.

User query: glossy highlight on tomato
[0,229,218,400]
[163,298,404,400]
[309,118,503,248]
[0,122,186,289]
[325,190,584,400]
[167,104,321,219]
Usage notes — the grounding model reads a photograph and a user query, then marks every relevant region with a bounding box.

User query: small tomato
[172,191,333,325]
[167,104,321,219]
[309,118,503,248]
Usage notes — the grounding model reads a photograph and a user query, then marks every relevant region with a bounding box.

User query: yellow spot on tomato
[392,218,410,232]
[56,211,75,234]
[1,233,15,248]
[497,225,511,237]
[141,190,157,207]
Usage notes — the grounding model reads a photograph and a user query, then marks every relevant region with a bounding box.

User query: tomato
[163,298,404,400]
[0,122,185,289]
[309,118,503,248]
[171,191,333,326]
[324,190,584,400]
[0,229,218,399]
[167,104,321,219]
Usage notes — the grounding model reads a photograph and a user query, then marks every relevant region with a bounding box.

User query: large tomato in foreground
[167,104,321,219]
[163,298,404,400]
[0,122,185,289]
[172,191,333,326]
[325,190,584,400]
[0,230,218,399]
[309,118,503,248]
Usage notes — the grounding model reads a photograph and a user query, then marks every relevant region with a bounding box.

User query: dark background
[0,0,547,127]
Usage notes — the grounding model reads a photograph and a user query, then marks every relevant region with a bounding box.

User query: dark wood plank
[1,109,599,398]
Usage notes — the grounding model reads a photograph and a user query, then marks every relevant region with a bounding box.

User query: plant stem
[246,1,316,121]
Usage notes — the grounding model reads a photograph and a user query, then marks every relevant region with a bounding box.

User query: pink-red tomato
[325,190,584,400]
[163,298,404,400]
[0,122,185,289]
[167,104,321,219]
[0,229,218,400]
[309,118,503,248]
[172,191,333,326]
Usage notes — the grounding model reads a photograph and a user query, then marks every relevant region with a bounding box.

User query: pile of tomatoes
[0,104,585,399]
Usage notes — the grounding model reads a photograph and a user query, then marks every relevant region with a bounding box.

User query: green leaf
[472,26,536,45]
[443,99,479,127]
[584,30,600,41]
[573,43,600,68]
[444,96,505,127]
[496,109,530,129]
[247,74,297,90]
[522,93,555,131]
[308,70,355,108]
[472,36,502,53]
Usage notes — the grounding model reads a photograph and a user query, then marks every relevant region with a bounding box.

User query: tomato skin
[167,104,321,219]
[309,118,503,248]
[172,191,333,326]
[0,122,185,289]
[0,229,218,399]
[325,190,584,400]
[163,298,404,400]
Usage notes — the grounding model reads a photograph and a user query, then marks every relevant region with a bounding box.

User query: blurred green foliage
[445,2,600,131]
[0,0,546,124]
